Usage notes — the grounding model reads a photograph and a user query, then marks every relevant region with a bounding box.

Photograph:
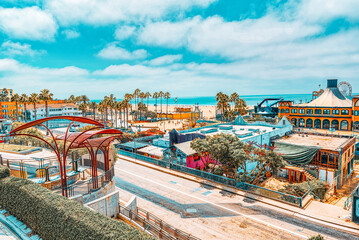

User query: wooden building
[274,132,356,188]
[278,79,359,131]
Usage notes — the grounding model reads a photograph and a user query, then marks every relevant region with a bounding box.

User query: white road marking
[116,166,308,239]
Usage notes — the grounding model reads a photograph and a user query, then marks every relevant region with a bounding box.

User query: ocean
[93,93,358,106]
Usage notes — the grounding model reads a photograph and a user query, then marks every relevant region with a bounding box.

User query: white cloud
[44,0,216,26]
[138,15,322,59]
[297,0,359,22]
[115,25,136,40]
[0,6,58,41]
[61,29,80,39]
[147,54,182,66]
[1,41,46,57]
[97,43,148,60]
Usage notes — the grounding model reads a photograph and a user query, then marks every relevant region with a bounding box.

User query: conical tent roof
[296,86,351,108]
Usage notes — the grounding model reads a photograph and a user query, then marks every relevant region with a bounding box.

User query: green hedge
[0,165,10,179]
[0,176,154,240]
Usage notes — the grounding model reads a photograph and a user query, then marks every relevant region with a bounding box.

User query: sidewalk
[118,154,359,233]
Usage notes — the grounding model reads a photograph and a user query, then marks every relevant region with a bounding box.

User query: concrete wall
[83,179,115,204]
[85,190,119,218]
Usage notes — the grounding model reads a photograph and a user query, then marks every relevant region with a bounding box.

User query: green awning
[116,141,148,151]
[274,142,321,166]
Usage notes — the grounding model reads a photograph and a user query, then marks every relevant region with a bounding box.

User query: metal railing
[118,150,306,207]
[119,204,200,240]
[344,183,359,210]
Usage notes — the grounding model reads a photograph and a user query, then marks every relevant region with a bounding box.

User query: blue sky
[0,0,358,99]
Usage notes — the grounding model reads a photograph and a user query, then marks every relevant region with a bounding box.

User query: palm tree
[39,89,53,118]
[158,91,164,121]
[78,102,87,117]
[109,94,115,126]
[164,92,171,119]
[133,89,141,111]
[29,93,39,120]
[20,94,28,121]
[118,101,124,128]
[145,92,151,109]
[0,88,9,102]
[122,99,131,129]
[11,93,20,121]
[89,101,97,120]
[124,93,133,121]
[216,92,230,122]
[153,92,159,113]
[67,94,76,103]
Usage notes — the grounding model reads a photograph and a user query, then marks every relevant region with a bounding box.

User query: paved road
[115,158,358,240]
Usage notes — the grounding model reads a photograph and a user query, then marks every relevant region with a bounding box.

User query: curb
[118,155,359,235]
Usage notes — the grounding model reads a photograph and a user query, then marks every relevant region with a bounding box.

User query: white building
[27,103,82,128]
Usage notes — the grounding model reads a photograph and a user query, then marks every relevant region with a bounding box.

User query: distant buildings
[278,79,359,131]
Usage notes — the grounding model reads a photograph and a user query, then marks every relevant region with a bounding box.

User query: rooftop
[275,133,349,151]
[27,103,78,110]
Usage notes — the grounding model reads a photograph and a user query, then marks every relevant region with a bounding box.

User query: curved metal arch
[10,116,104,134]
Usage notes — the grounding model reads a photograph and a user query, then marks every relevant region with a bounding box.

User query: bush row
[0,172,153,240]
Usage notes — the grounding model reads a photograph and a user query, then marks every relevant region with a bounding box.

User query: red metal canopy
[10,116,104,134]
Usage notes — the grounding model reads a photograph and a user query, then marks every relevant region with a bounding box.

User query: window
[323,109,330,115]
[286,109,289,113]
[341,110,349,115]
[291,109,297,113]
[332,110,339,115]
[315,109,322,114]
[306,109,313,114]
[299,109,305,114]
[355,110,359,116]
[281,109,285,113]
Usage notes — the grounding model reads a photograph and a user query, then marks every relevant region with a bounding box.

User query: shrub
[281,180,328,199]
[0,165,10,179]
[0,176,153,240]
[308,234,324,240]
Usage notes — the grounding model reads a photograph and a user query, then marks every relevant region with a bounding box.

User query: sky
[0,0,358,100]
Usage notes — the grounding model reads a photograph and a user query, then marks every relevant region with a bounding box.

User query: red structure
[10,116,122,197]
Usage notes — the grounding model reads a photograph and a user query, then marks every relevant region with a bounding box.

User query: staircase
[303,170,316,181]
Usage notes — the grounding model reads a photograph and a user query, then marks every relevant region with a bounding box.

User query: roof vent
[327,79,338,88]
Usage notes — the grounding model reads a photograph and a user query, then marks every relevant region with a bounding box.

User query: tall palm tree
[164,92,171,119]
[145,92,151,109]
[10,93,20,121]
[158,91,164,121]
[39,89,53,118]
[20,93,28,121]
[133,89,141,111]
[78,102,87,117]
[109,94,115,126]
[117,101,124,128]
[216,92,229,122]
[124,93,133,121]
[122,99,131,129]
[29,93,39,120]
[153,92,159,113]
[89,101,97,120]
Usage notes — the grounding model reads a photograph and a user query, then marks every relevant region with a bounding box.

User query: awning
[274,142,321,166]
[116,141,148,151]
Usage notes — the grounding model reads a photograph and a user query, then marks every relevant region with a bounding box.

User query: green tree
[78,102,87,117]
[158,91,164,121]
[19,94,28,121]
[153,92,159,113]
[11,93,20,121]
[216,92,230,122]
[39,89,53,118]
[89,101,97,120]
[28,93,39,120]
[164,92,170,119]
